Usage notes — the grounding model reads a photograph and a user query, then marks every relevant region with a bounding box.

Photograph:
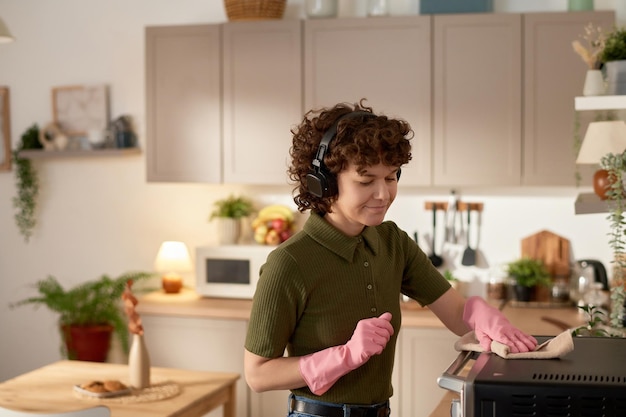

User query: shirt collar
[303,212,380,262]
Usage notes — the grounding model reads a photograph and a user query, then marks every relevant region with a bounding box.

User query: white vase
[305,0,338,18]
[128,333,150,389]
[583,69,605,96]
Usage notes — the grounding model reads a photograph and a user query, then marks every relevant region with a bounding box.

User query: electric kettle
[570,259,609,305]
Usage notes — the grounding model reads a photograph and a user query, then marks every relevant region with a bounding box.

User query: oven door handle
[437,350,476,393]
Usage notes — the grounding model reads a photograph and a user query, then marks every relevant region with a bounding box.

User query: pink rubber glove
[463,296,537,353]
[299,312,394,395]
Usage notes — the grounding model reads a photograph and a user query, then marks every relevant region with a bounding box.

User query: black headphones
[306,111,401,198]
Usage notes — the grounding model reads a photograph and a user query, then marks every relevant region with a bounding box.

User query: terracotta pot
[61,324,113,362]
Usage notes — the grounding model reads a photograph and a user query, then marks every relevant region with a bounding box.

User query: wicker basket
[224,0,286,21]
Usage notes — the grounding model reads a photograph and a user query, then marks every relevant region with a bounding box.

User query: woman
[244,100,536,416]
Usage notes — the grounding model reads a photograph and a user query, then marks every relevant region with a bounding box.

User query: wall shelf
[575,95,626,111]
[574,192,615,215]
[17,148,141,159]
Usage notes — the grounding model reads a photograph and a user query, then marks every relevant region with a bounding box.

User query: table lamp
[154,241,192,294]
[0,17,14,43]
[576,120,626,200]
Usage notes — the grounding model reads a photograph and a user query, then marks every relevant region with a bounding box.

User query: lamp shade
[0,17,14,43]
[577,120,626,164]
[154,241,192,273]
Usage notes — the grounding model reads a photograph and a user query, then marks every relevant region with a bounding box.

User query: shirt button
[371,307,377,313]
[364,261,369,267]
[367,284,373,290]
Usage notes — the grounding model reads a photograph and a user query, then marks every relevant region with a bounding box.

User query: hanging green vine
[600,151,626,328]
[12,124,42,242]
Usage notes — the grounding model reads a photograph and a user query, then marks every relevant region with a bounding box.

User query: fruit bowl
[252,205,296,245]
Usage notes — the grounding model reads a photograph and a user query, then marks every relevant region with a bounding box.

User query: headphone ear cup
[306,172,326,198]
[306,170,336,198]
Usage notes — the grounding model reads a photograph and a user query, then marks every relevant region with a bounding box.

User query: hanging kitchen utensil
[445,190,457,243]
[461,209,476,266]
[428,206,443,267]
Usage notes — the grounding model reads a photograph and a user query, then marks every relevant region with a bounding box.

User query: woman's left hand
[463,296,537,353]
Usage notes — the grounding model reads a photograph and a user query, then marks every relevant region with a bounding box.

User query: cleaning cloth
[454,329,574,359]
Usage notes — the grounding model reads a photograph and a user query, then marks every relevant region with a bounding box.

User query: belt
[290,398,390,417]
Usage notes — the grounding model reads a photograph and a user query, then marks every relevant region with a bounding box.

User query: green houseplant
[209,194,255,244]
[10,271,154,361]
[506,257,551,302]
[600,26,626,95]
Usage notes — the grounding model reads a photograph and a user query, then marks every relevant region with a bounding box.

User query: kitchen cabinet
[222,20,302,185]
[146,24,222,183]
[397,328,458,417]
[433,13,521,186]
[522,11,614,186]
[146,21,302,185]
[304,16,432,186]
[433,11,614,187]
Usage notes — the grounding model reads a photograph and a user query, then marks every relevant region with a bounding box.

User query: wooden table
[0,360,239,417]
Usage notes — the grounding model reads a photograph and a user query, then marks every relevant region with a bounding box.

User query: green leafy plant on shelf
[209,194,255,220]
[10,271,154,357]
[600,26,626,63]
[600,151,626,329]
[12,124,42,242]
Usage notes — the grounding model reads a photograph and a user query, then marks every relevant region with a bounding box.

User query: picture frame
[0,86,11,172]
[52,84,109,136]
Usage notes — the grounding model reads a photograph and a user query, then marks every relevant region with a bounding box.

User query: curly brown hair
[288,100,413,214]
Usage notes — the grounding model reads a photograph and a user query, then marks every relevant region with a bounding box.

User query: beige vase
[217,218,241,245]
[128,333,150,389]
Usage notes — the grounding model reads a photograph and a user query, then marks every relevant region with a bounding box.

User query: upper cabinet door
[304,16,432,186]
[433,14,522,186]
[522,11,615,186]
[222,20,302,185]
[146,25,222,183]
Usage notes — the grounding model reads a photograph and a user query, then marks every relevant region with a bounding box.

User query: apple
[279,229,293,242]
[265,229,281,245]
[270,218,288,233]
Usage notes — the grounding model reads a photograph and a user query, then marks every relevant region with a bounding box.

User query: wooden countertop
[138,289,585,333]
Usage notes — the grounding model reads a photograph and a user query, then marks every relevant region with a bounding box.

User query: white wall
[0,0,621,382]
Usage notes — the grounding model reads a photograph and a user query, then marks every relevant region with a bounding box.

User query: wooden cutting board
[521,230,571,277]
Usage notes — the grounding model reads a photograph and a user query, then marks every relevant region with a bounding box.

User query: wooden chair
[0,406,110,417]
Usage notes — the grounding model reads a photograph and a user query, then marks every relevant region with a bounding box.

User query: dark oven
[437,336,626,417]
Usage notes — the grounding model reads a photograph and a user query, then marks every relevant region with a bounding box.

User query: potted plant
[600,151,626,328]
[506,257,551,302]
[600,26,626,94]
[209,194,255,244]
[10,271,153,362]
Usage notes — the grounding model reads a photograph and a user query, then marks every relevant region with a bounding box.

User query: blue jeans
[286,394,391,417]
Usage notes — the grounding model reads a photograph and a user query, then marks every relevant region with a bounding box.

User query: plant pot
[513,285,533,302]
[604,60,626,95]
[217,218,241,245]
[62,324,113,362]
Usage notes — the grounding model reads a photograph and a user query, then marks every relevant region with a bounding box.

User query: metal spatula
[461,209,476,266]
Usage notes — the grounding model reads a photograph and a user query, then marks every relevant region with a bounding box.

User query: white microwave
[195,245,275,299]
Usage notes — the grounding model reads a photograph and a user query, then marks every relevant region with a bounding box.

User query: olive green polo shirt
[245,212,450,405]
